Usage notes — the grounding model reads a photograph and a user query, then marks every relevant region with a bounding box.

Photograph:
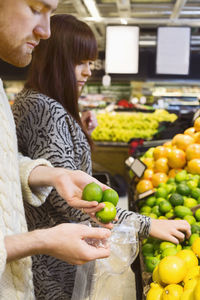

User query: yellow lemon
[158,256,187,284]
[183,266,200,284]
[146,282,163,300]
[193,278,200,300]
[184,277,198,291]
[152,265,165,286]
[191,238,200,258]
[162,284,183,300]
[176,250,198,270]
[180,289,195,300]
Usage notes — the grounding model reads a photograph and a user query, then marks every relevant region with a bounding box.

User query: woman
[12,14,190,300]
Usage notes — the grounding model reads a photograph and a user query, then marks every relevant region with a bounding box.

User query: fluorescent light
[83,0,101,21]
[120,18,128,25]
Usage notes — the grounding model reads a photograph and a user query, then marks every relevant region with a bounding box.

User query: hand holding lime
[102,189,119,206]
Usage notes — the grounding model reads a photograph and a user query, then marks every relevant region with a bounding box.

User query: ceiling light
[83,0,101,21]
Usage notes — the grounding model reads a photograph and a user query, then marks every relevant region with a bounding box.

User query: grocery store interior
[1,0,200,299]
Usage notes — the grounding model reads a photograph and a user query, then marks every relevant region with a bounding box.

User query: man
[0,0,110,298]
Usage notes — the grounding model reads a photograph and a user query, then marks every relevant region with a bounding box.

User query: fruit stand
[128,117,200,299]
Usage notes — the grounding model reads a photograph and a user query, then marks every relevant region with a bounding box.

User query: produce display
[91,109,177,142]
[134,117,200,299]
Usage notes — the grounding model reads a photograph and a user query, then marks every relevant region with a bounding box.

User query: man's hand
[5,224,111,264]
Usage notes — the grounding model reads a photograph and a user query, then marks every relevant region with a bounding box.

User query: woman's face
[75,60,94,93]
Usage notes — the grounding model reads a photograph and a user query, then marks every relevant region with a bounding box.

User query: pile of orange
[137,117,200,194]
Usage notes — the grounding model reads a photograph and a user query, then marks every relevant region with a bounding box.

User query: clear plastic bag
[72,215,140,300]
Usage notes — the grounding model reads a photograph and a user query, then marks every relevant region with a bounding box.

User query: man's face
[0,0,58,67]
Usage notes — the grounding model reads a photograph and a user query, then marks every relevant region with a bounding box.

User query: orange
[153,146,169,160]
[162,284,183,300]
[82,182,103,202]
[158,256,187,284]
[168,149,186,169]
[143,169,154,180]
[142,157,155,169]
[194,132,200,143]
[152,173,168,187]
[176,250,198,270]
[184,127,196,137]
[186,144,200,161]
[136,179,153,194]
[172,134,195,151]
[168,168,182,178]
[194,117,200,132]
[163,141,172,148]
[95,201,116,223]
[154,158,169,174]
[187,159,200,175]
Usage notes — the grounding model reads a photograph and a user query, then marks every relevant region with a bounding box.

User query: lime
[161,247,178,258]
[176,183,191,196]
[187,180,198,190]
[167,178,175,184]
[142,243,154,257]
[101,189,119,206]
[198,196,200,204]
[155,187,168,199]
[160,241,176,252]
[95,201,116,223]
[176,244,182,252]
[166,184,176,194]
[175,170,187,183]
[184,197,198,208]
[191,223,200,234]
[151,205,161,217]
[145,256,160,273]
[165,210,175,219]
[189,233,200,246]
[149,213,158,219]
[183,245,191,250]
[174,206,193,218]
[184,215,196,225]
[158,183,166,188]
[159,200,172,214]
[145,196,156,207]
[82,182,103,202]
[140,205,151,214]
[195,208,200,221]
[191,188,200,200]
[158,216,167,220]
[169,193,184,206]
[156,197,166,206]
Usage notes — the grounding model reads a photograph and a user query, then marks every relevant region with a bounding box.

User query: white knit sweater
[0,79,52,299]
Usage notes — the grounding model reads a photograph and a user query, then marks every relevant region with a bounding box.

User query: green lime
[167,178,175,184]
[142,243,154,257]
[149,213,158,219]
[191,188,200,200]
[140,205,152,214]
[176,244,182,252]
[182,246,191,250]
[166,184,176,194]
[175,170,187,183]
[195,208,200,221]
[145,196,156,207]
[160,241,176,252]
[156,197,166,206]
[158,183,166,188]
[188,233,200,246]
[191,223,200,234]
[187,180,198,190]
[155,187,168,199]
[95,202,116,223]
[165,210,175,219]
[184,197,198,208]
[176,183,191,196]
[169,193,184,206]
[159,200,172,214]
[145,256,160,273]
[101,189,119,206]
[161,247,178,258]
[151,205,161,217]
[82,182,103,202]
[198,196,200,204]
[174,206,193,218]
[183,215,196,225]
[142,238,148,245]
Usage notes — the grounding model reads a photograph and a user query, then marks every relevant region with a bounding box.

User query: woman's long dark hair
[25,14,98,146]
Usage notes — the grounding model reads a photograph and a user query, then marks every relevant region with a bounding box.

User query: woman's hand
[149,219,191,244]
[81,111,98,135]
